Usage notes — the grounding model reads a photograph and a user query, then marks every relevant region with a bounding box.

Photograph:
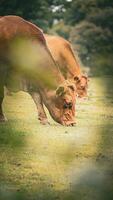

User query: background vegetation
[0,0,113,75]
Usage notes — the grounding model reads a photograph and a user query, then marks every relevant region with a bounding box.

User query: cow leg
[30,92,49,125]
[0,86,6,122]
[4,86,12,96]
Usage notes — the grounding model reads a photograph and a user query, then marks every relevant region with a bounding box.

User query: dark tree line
[63,0,113,75]
[0,0,70,30]
[0,0,52,31]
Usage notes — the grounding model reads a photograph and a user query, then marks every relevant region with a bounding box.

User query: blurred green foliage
[0,0,113,75]
[64,0,113,75]
[0,0,52,31]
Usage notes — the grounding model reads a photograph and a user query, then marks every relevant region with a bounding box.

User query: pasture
[0,77,113,200]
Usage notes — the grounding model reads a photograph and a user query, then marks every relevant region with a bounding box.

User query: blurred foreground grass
[0,77,113,200]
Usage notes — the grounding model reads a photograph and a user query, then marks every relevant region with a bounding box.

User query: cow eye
[63,103,68,109]
[63,102,72,109]
[68,85,75,91]
[81,86,85,90]
[74,76,80,82]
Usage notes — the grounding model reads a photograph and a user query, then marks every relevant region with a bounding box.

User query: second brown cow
[45,34,88,98]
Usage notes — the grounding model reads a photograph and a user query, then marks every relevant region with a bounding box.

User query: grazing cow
[0,15,76,126]
[45,34,88,98]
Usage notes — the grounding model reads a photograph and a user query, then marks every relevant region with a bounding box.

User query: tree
[64,0,113,75]
[0,0,52,31]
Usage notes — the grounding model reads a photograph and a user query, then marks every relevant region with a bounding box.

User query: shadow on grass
[0,180,63,200]
[95,77,113,199]
[0,122,26,149]
[0,121,27,199]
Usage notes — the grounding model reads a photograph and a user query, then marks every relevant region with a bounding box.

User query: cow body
[45,34,88,98]
[0,16,76,125]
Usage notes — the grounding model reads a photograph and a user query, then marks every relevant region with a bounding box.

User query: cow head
[54,80,76,126]
[74,75,88,98]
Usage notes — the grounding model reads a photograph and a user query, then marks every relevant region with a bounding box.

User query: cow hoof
[65,121,76,126]
[0,115,7,123]
[70,122,76,126]
[62,121,76,126]
[40,119,50,125]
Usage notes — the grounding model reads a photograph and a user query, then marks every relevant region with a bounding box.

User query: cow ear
[56,86,65,96]
[81,75,88,83]
[82,75,86,79]
[74,76,80,82]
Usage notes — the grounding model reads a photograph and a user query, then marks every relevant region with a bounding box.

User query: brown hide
[45,34,88,98]
[0,15,76,125]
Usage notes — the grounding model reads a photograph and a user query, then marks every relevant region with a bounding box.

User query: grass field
[0,77,113,200]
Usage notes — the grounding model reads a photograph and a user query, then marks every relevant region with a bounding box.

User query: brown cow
[0,15,76,126]
[45,34,88,98]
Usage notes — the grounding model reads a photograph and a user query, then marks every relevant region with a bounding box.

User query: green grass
[0,77,113,200]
